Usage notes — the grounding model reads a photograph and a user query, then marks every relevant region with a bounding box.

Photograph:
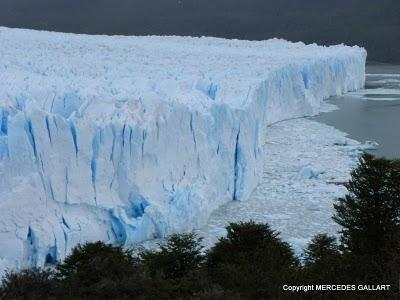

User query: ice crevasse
[0,27,366,273]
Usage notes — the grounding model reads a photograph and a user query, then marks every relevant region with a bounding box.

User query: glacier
[0,27,366,274]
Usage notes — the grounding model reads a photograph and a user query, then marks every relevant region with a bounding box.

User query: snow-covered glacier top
[0,27,364,118]
[0,27,366,274]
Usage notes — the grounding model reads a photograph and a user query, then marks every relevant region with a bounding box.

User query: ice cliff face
[0,27,366,273]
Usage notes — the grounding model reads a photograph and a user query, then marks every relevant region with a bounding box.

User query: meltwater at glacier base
[0,27,366,274]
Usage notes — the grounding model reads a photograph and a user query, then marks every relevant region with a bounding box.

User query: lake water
[313,64,400,159]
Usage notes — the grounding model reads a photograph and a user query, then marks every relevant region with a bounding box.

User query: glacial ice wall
[0,27,366,273]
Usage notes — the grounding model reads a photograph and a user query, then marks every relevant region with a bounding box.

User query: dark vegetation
[0,0,399,63]
[1,153,400,299]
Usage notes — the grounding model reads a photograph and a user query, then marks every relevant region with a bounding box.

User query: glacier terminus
[0,27,366,274]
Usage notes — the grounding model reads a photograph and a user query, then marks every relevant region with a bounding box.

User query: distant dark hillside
[1,0,399,63]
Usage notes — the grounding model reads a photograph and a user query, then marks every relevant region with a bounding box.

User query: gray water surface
[313,64,400,159]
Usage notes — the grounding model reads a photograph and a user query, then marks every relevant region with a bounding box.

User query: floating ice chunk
[366,74,400,78]
[333,137,348,146]
[296,165,320,180]
[361,140,379,150]
[347,140,379,156]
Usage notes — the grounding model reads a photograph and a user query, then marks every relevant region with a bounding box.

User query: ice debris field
[0,27,366,274]
[197,115,379,255]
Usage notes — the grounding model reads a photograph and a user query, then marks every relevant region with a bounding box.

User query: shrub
[140,233,204,280]
[206,221,299,299]
[56,241,148,299]
[139,233,207,299]
[0,268,56,300]
[301,234,347,288]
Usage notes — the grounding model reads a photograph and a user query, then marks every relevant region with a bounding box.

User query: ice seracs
[0,27,366,274]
